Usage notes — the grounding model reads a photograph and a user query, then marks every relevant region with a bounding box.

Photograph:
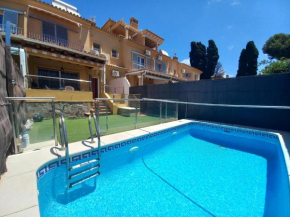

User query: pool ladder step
[70,171,101,188]
[69,163,100,179]
[70,158,100,170]
[59,114,102,189]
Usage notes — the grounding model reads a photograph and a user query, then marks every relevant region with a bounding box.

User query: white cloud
[227,45,234,50]
[207,0,222,5]
[181,58,190,65]
[230,1,241,6]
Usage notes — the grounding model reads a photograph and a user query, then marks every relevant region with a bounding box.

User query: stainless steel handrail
[6,97,55,100]
[26,74,92,83]
[59,115,70,188]
[95,98,290,109]
[88,115,95,143]
[92,114,101,164]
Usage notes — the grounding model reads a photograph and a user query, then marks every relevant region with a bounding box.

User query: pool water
[38,124,290,217]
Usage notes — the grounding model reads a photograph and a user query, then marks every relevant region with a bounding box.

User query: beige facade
[0,0,202,102]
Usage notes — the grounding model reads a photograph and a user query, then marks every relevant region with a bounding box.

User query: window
[93,43,100,52]
[137,56,145,69]
[0,9,18,26]
[195,74,198,80]
[112,49,118,58]
[174,70,177,76]
[37,68,79,90]
[155,60,166,73]
[0,10,3,25]
[42,21,68,45]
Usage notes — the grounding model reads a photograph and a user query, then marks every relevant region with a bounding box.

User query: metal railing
[27,31,83,51]
[26,74,92,91]
[6,97,57,153]
[132,61,151,70]
[0,24,24,36]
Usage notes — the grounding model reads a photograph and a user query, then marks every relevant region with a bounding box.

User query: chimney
[173,56,178,61]
[130,17,139,29]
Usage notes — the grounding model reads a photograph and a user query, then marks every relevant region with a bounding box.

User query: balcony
[27,31,83,52]
[132,61,151,71]
[26,74,93,101]
[0,24,24,36]
[0,24,83,52]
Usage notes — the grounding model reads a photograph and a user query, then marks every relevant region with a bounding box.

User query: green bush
[259,58,290,75]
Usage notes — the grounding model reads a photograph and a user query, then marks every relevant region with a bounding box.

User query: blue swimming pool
[37,122,290,217]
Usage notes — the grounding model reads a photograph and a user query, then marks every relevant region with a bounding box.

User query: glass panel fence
[26,75,91,92]
[8,97,179,153]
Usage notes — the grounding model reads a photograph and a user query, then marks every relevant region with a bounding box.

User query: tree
[213,62,225,78]
[205,40,219,79]
[246,41,259,75]
[236,41,259,77]
[262,33,290,60]
[189,42,206,73]
[259,58,290,75]
[237,49,247,76]
[189,40,219,79]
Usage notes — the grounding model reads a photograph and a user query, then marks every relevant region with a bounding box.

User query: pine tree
[205,40,219,79]
[189,42,206,73]
[237,49,247,77]
[246,41,259,75]
[236,41,259,77]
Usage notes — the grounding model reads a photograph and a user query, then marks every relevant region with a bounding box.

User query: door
[91,77,99,99]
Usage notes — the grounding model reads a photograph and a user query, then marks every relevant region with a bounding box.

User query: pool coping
[0,119,289,217]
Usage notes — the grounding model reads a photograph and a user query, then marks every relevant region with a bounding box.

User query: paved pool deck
[0,119,289,217]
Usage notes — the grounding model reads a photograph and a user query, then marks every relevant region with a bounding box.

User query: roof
[126,69,189,82]
[107,64,127,70]
[31,0,95,25]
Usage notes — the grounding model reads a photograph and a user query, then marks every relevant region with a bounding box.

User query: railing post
[135,106,138,129]
[88,115,95,143]
[8,103,17,154]
[52,100,58,146]
[175,103,179,120]
[185,99,188,119]
[160,102,162,124]
[6,21,11,46]
[95,101,100,125]
[165,102,167,122]
[105,102,108,131]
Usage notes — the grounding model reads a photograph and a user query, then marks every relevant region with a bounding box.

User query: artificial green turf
[28,115,174,144]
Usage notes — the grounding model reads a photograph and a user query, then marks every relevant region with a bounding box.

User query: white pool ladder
[59,114,101,189]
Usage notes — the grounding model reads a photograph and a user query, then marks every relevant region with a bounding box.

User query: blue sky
[57,0,289,77]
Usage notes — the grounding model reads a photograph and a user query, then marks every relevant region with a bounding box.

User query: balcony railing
[0,24,24,36]
[154,68,167,74]
[0,24,83,52]
[26,74,92,91]
[132,61,151,71]
[27,31,83,51]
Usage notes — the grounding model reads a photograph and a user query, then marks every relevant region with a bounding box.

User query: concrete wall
[130,73,290,132]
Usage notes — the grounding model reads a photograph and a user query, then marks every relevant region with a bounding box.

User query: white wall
[109,77,131,95]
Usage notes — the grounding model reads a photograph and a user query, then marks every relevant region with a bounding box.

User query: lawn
[28,115,174,144]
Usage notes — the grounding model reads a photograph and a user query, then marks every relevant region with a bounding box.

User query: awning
[126,69,188,82]
[28,5,82,27]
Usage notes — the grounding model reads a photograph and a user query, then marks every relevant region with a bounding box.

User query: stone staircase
[85,100,112,116]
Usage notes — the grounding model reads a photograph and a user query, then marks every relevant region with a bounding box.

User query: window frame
[93,43,101,53]
[111,49,118,59]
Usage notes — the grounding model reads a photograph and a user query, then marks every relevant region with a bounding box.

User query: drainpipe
[103,62,107,93]
[141,71,147,86]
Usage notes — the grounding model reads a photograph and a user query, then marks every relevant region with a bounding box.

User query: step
[69,164,100,179]
[69,172,100,188]
[70,158,100,171]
